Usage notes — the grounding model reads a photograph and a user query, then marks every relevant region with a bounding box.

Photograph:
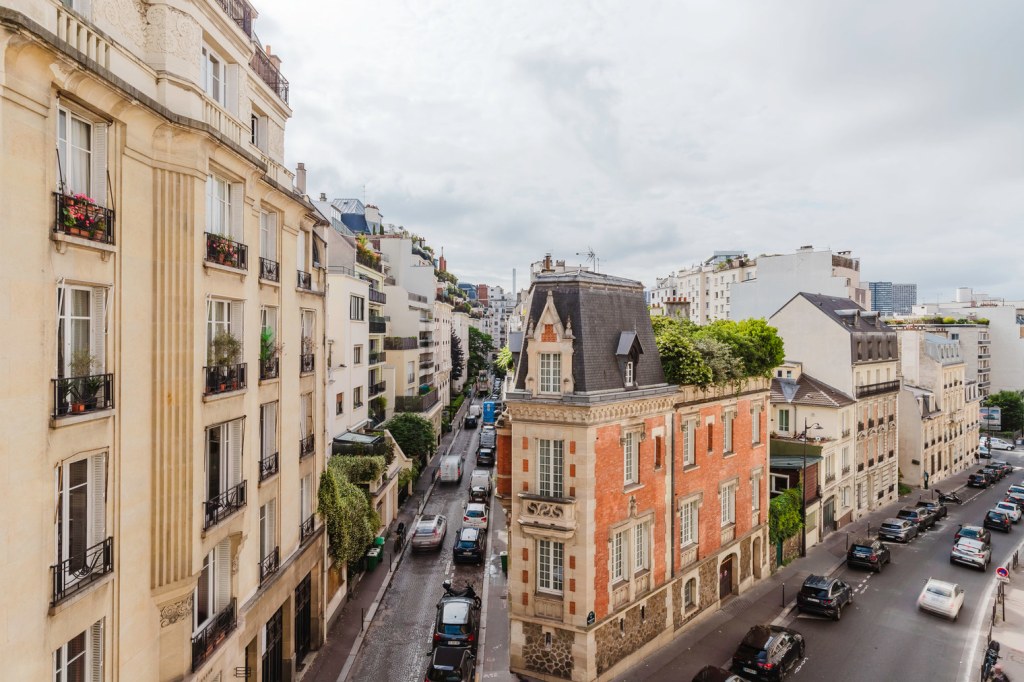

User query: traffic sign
[996,566,1009,582]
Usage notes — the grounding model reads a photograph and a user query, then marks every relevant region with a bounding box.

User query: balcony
[369,316,387,334]
[205,232,248,271]
[395,389,439,414]
[52,373,114,418]
[867,418,875,428]
[368,352,384,365]
[54,192,115,245]
[204,481,246,530]
[297,270,312,291]
[204,363,247,396]
[517,493,577,538]
[259,257,280,282]
[369,381,386,397]
[419,373,435,385]
[300,353,314,374]
[409,292,429,304]
[419,360,434,369]
[842,465,851,475]
[855,380,901,399]
[51,537,113,605]
[299,434,315,459]
[357,249,383,272]
[841,428,851,437]
[259,452,279,482]
[260,356,279,381]
[250,46,289,103]
[384,336,418,350]
[369,288,387,304]
[825,472,837,484]
[259,547,280,585]
[214,0,253,36]
[192,599,237,672]
[300,514,316,543]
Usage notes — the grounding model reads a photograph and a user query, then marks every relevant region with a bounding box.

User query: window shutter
[268,500,276,551]
[229,419,243,486]
[300,475,310,519]
[90,288,106,373]
[91,123,107,206]
[90,619,104,682]
[90,453,107,546]
[229,300,243,343]
[229,183,244,242]
[296,230,305,271]
[214,539,231,611]
[225,64,239,117]
[266,402,277,456]
[266,212,277,260]
[299,394,308,438]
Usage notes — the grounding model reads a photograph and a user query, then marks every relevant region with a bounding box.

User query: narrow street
[349,401,491,680]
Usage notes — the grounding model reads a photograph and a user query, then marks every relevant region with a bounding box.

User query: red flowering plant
[61,193,106,238]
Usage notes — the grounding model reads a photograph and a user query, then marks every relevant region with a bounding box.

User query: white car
[994,501,1022,523]
[951,537,991,570]
[1008,485,1024,497]
[917,578,965,620]
[463,502,489,530]
[981,436,1015,451]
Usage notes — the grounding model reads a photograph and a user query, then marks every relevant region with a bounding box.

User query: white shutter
[300,476,310,520]
[90,619,104,682]
[229,300,243,345]
[299,394,308,438]
[266,402,277,457]
[225,64,239,117]
[296,230,305,271]
[90,288,106,373]
[229,183,244,242]
[90,453,107,546]
[214,539,231,612]
[268,212,278,261]
[268,500,276,552]
[229,419,243,487]
[91,123,107,207]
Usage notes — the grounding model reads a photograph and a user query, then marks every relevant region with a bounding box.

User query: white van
[469,404,482,419]
[439,454,464,483]
[981,436,1016,451]
[469,470,492,501]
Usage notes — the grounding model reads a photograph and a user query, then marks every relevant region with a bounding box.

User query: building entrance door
[719,556,733,600]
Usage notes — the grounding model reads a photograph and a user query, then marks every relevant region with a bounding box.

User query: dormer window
[625,361,634,386]
[540,353,561,393]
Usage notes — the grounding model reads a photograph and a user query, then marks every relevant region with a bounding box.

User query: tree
[467,327,494,379]
[769,487,804,544]
[450,332,465,383]
[494,345,513,379]
[986,391,1024,435]
[692,336,744,385]
[651,316,713,387]
[383,412,436,462]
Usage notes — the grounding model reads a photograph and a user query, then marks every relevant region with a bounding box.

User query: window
[56,453,107,591]
[724,412,735,453]
[260,402,278,462]
[201,46,225,106]
[353,387,363,408]
[260,211,277,260]
[841,486,851,508]
[611,531,625,582]
[206,419,243,504]
[194,539,231,632]
[752,473,761,514]
[720,483,736,526]
[684,579,696,608]
[250,108,268,151]
[54,620,103,682]
[354,345,363,365]
[207,298,242,363]
[335,393,344,415]
[57,106,105,202]
[537,540,564,594]
[300,474,313,524]
[57,285,106,378]
[824,453,835,480]
[539,353,561,393]
[634,522,649,573]
[777,408,790,433]
[625,360,634,386]
[682,419,695,466]
[623,431,639,486]
[406,361,415,384]
[770,473,789,496]
[205,174,233,238]
[654,435,663,469]
[259,499,277,559]
[680,499,698,546]
[752,406,762,444]
[350,295,365,321]
[300,392,313,439]
[706,421,714,453]
[538,439,564,498]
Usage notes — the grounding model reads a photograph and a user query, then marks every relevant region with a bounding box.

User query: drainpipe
[669,409,677,577]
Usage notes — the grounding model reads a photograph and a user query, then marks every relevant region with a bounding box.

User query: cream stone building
[0,1,329,679]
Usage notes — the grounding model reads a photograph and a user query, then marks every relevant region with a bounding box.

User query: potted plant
[260,328,282,377]
[68,349,103,412]
[211,330,242,390]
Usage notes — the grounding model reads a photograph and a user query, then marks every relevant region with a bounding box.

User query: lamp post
[800,418,822,558]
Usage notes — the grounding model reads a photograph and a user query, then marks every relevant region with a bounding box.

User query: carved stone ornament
[146,5,202,67]
[97,0,146,50]
[160,594,194,627]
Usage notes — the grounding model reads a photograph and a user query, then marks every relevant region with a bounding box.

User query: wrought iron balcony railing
[204,363,247,395]
[368,288,387,304]
[260,356,279,381]
[855,380,901,399]
[259,547,280,584]
[368,352,384,365]
[213,0,253,36]
[259,452,279,482]
[384,336,417,350]
[299,434,315,459]
[297,270,312,290]
[369,381,386,397]
[205,232,248,270]
[203,481,246,530]
[51,537,113,605]
[54,192,115,245]
[300,353,314,374]
[259,257,280,282]
[300,514,316,543]
[192,599,237,672]
[250,47,289,103]
[52,373,114,418]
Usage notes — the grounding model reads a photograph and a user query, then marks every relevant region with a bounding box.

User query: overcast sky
[258,1,1024,303]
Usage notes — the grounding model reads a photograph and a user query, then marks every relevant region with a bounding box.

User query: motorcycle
[982,640,1005,682]
[442,579,482,609]
[937,489,964,505]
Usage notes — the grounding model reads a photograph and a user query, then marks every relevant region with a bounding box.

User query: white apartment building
[894,321,992,399]
[650,251,756,323]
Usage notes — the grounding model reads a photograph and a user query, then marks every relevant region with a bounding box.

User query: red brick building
[500,270,770,681]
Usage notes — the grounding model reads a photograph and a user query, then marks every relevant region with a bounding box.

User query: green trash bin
[500,551,508,575]
[366,547,381,571]
[374,535,386,547]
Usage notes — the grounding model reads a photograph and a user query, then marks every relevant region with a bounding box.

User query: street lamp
[800,418,823,558]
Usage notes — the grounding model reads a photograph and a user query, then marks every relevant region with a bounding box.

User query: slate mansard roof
[771,374,855,408]
[513,270,666,395]
[791,292,892,334]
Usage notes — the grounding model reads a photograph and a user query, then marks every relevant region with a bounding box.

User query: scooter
[937,489,964,505]
[442,579,482,609]
[982,640,1005,681]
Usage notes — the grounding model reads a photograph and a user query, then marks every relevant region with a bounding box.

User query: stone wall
[595,591,668,675]
[522,622,574,680]
[740,537,751,581]
[698,559,719,610]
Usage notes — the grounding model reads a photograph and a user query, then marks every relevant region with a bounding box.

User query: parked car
[426,647,476,682]
[463,502,489,530]
[954,524,991,545]
[992,460,1014,476]
[897,506,935,530]
[915,499,948,520]
[1001,496,1024,513]
[692,665,749,682]
[1007,484,1024,497]
[967,473,990,488]
[463,413,479,429]
[452,527,486,565]
[975,469,997,486]
[878,518,919,543]
[951,537,991,570]
[411,515,448,552]
[476,446,495,467]
[984,510,1012,533]
[917,578,965,621]
[982,436,1016,451]
[994,500,1022,523]
[983,465,1006,482]
[469,470,492,502]
[979,445,991,459]
[796,575,854,620]
[730,624,805,681]
[433,596,480,651]
[846,537,892,572]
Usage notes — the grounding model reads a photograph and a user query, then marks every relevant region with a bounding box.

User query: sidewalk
[991,557,1024,682]
[300,397,470,682]
[480,493,515,681]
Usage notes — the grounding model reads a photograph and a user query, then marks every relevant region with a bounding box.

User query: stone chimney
[295,162,306,194]
[265,44,281,70]
[542,253,553,273]
[319,192,327,202]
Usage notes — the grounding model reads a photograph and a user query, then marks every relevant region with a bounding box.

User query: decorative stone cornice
[159,594,193,627]
[510,394,678,426]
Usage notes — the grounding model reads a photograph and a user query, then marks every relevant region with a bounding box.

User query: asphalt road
[349,404,490,681]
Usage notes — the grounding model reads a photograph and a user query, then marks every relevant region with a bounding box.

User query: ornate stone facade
[522,622,575,680]
[159,594,194,627]
[594,591,668,675]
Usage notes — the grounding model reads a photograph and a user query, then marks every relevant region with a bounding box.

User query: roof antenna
[576,246,599,272]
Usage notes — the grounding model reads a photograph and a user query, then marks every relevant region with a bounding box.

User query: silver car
[411,514,448,552]
[951,537,990,570]
[878,518,918,543]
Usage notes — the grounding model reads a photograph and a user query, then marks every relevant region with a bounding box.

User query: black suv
[476,447,495,467]
[897,507,935,531]
[433,596,479,651]
[968,473,990,488]
[797,575,854,620]
[463,414,478,429]
[984,510,1012,533]
[731,624,805,681]
[452,527,486,565]
[915,499,948,521]
[847,537,891,573]
[426,646,476,681]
